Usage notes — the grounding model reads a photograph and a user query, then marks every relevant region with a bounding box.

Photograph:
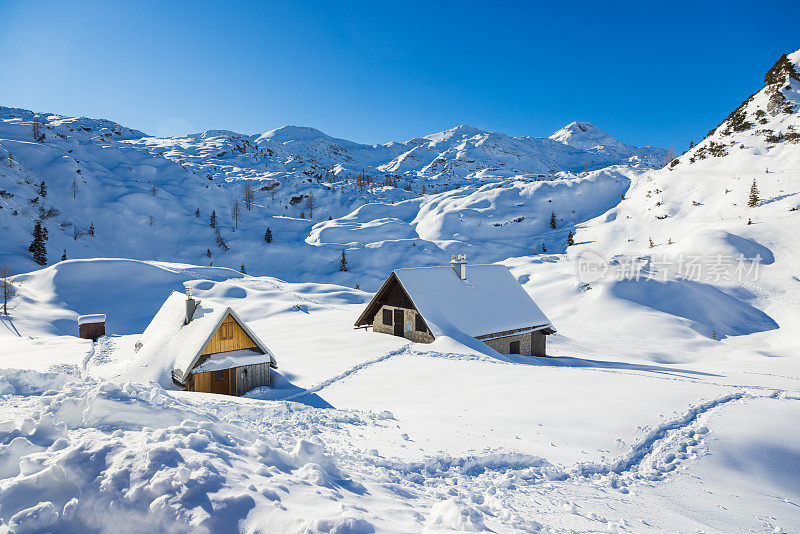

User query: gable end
[355,272,418,327]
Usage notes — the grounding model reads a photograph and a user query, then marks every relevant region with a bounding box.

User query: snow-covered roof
[356,265,554,338]
[78,314,106,325]
[135,291,276,384]
[191,348,270,374]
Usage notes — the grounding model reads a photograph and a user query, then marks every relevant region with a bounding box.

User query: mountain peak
[549,121,617,148]
[424,124,487,143]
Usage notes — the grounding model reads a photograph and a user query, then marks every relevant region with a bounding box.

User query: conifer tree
[339,249,348,272]
[215,229,229,251]
[61,249,67,261]
[567,230,575,246]
[195,208,200,217]
[748,180,760,207]
[541,243,547,253]
[264,227,273,243]
[240,263,247,274]
[38,180,47,198]
[206,248,212,258]
[210,210,217,228]
[549,212,557,229]
[88,222,95,236]
[71,177,79,199]
[28,221,48,265]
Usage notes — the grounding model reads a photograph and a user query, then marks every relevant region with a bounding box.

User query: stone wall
[481,331,547,357]
[372,305,434,344]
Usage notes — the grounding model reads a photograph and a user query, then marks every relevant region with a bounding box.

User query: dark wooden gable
[354,272,418,326]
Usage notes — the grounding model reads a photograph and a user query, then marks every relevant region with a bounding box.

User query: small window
[215,370,225,381]
[509,340,521,354]
[382,309,393,325]
[415,313,427,332]
[220,323,234,340]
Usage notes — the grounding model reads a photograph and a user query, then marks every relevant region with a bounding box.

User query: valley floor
[1,259,799,533]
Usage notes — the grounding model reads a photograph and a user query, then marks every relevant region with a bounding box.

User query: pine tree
[88,222,95,236]
[195,208,200,217]
[748,180,760,207]
[215,229,229,251]
[339,249,348,272]
[28,221,48,265]
[541,243,547,253]
[210,210,217,228]
[61,249,67,261]
[206,248,212,258]
[567,230,575,246]
[264,227,273,243]
[549,212,557,229]
[71,177,79,199]
[649,237,655,248]
[38,180,47,198]
[240,263,247,274]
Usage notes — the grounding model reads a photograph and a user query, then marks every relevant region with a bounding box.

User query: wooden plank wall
[234,362,271,396]
[190,369,233,395]
[201,314,259,356]
[532,331,547,357]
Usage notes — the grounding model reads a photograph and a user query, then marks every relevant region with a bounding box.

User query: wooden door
[393,309,404,337]
[211,369,231,395]
[509,340,521,355]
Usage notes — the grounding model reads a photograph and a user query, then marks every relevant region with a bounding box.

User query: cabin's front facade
[137,290,277,397]
[185,312,273,395]
[355,256,555,357]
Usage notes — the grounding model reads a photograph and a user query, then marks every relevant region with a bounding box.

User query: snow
[389,264,552,338]
[191,348,271,374]
[76,314,105,325]
[0,49,799,532]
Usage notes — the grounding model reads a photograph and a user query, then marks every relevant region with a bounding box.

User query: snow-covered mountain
[550,121,665,163]
[0,105,662,276]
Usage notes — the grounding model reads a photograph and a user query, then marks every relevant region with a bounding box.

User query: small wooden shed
[78,314,106,341]
[135,290,277,396]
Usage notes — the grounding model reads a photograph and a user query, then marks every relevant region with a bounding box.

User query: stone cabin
[355,255,555,356]
[135,289,277,396]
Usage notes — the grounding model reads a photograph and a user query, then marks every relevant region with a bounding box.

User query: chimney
[185,288,198,325]
[450,254,467,280]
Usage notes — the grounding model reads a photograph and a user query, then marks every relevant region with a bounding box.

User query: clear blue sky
[1,0,797,150]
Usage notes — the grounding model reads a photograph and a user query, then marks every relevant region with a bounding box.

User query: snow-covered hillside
[0,104,663,277]
[1,49,800,533]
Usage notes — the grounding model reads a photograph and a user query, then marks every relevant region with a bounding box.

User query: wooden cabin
[78,314,106,341]
[135,290,277,396]
[355,255,555,357]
